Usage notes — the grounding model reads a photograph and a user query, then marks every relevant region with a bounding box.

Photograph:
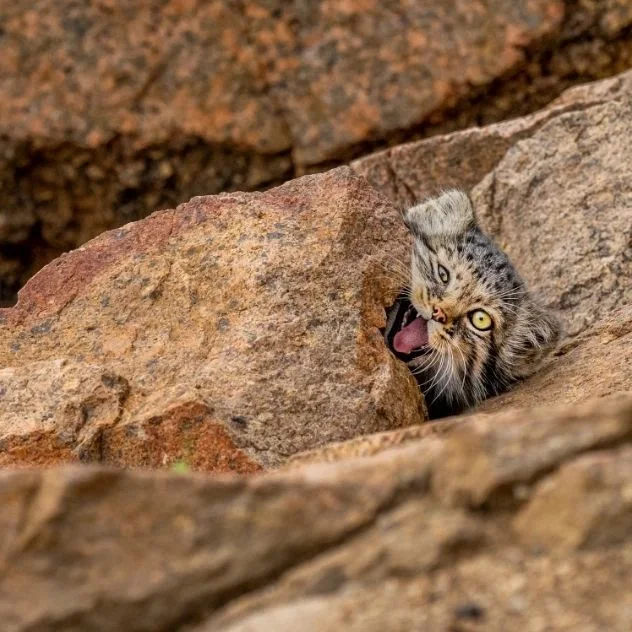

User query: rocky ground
[1,3,632,630]
[2,0,632,302]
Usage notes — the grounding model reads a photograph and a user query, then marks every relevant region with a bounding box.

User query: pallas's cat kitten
[385,190,560,418]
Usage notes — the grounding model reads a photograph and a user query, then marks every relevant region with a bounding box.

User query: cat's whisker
[413,351,440,380]
[422,349,449,393]
[430,348,456,405]
[411,349,439,375]
[374,264,410,286]
[447,340,469,394]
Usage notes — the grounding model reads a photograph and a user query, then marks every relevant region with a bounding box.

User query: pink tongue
[393,317,429,354]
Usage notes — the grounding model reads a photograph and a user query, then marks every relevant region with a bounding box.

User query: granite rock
[4,0,632,302]
[1,394,631,631]
[354,70,632,337]
[0,168,424,472]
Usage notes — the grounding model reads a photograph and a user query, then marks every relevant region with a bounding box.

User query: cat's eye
[437,264,450,284]
[468,309,493,331]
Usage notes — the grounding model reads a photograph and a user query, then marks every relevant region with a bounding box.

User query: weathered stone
[4,1,632,303]
[471,102,632,337]
[354,70,632,338]
[432,394,632,508]
[0,359,128,467]
[353,71,632,210]
[1,395,631,631]
[0,168,424,472]
[0,1,566,163]
[514,446,632,552]
[286,419,460,469]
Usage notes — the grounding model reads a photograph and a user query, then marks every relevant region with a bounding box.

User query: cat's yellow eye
[468,309,493,331]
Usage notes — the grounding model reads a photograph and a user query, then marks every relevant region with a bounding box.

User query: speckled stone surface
[1,395,631,631]
[3,0,632,302]
[0,168,424,472]
[354,70,632,340]
[0,0,565,158]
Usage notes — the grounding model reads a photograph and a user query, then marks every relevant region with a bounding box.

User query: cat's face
[389,190,560,417]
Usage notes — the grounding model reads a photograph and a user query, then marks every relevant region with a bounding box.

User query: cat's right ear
[404,190,476,240]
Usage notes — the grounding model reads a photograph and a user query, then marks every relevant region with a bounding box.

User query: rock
[353,71,632,210]
[354,70,632,338]
[1,394,631,631]
[4,1,632,303]
[286,419,461,469]
[0,359,128,467]
[514,446,632,552]
[0,168,424,472]
[432,394,632,508]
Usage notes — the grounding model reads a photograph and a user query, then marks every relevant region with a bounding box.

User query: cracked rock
[0,168,424,472]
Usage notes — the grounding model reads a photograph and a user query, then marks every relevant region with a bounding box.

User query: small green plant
[170,460,190,474]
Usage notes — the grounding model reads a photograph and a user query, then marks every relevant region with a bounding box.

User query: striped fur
[403,190,560,416]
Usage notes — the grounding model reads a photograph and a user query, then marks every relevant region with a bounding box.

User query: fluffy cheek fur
[409,275,503,409]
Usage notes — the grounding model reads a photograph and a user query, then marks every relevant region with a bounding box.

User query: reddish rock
[4,0,632,302]
[0,168,425,472]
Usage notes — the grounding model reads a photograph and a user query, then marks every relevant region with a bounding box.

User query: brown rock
[0,1,565,162]
[514,446,632,552]
[432,394,632,508]
[471,98,632,337]
[354,70,632,337]
[0,359,128,468]
[353,69,632,209]
[1,394,631,631]
[4,0,632,303]
[0,168,424,472]
[286,419,461,469]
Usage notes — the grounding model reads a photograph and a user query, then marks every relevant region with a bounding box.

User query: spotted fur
[401,190,560,417]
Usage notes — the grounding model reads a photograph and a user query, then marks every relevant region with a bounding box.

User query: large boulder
[0,168,424,472]
[3,0,632,302]
[0,394,630,631]
[354,70,632,338]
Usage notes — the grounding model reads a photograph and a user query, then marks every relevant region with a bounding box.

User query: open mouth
[384,294,429,361]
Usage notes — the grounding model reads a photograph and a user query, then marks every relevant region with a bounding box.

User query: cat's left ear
[404,190,476,239]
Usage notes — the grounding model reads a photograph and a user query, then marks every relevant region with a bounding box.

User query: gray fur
[401,190,561,416]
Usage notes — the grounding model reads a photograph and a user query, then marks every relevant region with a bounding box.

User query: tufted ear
[404,190,476,240]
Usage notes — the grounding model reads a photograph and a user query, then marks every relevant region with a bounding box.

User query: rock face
[3,0,632,303]
[354,70,632,340]
[0,168,424,472]
[1,19,632,629]
[0,394,631,631]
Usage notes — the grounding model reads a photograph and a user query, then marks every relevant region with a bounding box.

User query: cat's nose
[431,306,448,324]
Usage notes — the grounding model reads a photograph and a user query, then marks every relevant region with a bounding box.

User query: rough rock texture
[354,70,632,338]
[3,0,632,303]
[1,394,631,631]
[478,306,632,413]
[287,304,632,465]
[0,168,425,472]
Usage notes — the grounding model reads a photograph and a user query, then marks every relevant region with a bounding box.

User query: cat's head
[390,190,560,417]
